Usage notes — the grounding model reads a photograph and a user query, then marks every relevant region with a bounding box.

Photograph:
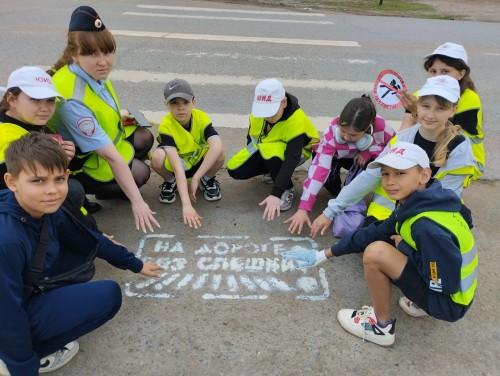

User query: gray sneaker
[0,359,10,376]
[280,187,294,211]
[399,296,428,317]
[262,173,273,184]
[39,341,79,373]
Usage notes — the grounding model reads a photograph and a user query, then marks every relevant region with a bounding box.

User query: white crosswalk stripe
[135,5,327,17]
[112,30,359,47]
[124,12,334,25]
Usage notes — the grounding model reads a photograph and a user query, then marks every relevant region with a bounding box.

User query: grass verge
[214,0,456,20]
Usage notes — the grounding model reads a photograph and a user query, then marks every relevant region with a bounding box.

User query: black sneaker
[200,177,222,201]
[83,197,102,214]
[159,180,176,204]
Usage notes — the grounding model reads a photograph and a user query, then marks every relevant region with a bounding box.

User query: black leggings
[63,178,99,231]
[323,158,354,196]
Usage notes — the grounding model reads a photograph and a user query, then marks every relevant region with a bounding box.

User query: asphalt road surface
[0,1,499,375]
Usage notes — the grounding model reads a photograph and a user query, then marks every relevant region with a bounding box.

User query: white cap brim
[20,86,63,100]
[423,51,468,65]
[251,100,281,118]
[368,154,419,170]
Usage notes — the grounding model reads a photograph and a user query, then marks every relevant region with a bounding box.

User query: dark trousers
[227,153,294,190]
[323,158,355,196]
[26,280,122,357]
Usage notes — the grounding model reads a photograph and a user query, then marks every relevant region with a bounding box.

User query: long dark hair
[424,55,476,94]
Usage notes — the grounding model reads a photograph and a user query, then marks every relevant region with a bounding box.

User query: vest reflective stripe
[227,110,319,170]
[398,211,477,306]
[468,137,483,145]
[157,109,212,172]
[366,185,394,220]
[51,66,135,182]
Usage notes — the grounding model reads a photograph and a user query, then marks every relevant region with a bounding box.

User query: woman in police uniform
[47,6,159,233]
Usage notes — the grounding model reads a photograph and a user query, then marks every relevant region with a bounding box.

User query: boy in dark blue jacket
[283,141,477,347]
[0,133,163,375]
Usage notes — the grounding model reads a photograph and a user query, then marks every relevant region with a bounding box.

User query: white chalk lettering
[125,235,330,301]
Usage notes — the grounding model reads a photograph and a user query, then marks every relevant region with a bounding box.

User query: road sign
[373,69,407,109]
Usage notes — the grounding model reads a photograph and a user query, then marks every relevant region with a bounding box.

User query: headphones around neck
[334,126,373,151]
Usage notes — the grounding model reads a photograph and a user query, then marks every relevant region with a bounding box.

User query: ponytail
[339,94,376,132]
[432,120,462,167]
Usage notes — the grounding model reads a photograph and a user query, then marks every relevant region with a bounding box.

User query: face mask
[334,125,373,151]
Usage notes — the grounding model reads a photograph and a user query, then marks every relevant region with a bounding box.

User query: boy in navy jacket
[283,141,477,347]
[0,133,163,375]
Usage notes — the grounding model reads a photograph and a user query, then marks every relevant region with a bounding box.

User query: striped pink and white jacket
[298,115,395,212]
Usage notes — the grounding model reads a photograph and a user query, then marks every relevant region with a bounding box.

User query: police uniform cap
[69,5,106,32]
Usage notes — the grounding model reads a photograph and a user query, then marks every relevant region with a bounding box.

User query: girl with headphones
[285,95,395,235]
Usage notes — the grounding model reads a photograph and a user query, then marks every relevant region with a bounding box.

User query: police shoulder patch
[77,117,96,137]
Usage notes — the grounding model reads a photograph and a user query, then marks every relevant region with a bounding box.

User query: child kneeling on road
[283,141,477,347]
[0,133,163,375]
[226,78,319,222]
[151,78,225,229]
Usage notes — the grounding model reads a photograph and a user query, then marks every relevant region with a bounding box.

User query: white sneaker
[337,306,395,347]
[280,187,294,211]
[39,341,79,373]
[399,296,428,317]
[262,173,273,184]
[0,359,10,376]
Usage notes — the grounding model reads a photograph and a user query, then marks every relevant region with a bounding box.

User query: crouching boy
[283,141,477,347]
[0,133,163,375]
[151,78,225,229]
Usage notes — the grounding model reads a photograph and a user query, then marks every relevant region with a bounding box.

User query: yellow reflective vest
[397,211,477,306]
[157,109,212,172]
[49,65,135,182]
[0,122,29,166]
[226,109,318,170]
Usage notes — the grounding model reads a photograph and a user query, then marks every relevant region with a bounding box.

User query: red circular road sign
[373,69,407,109]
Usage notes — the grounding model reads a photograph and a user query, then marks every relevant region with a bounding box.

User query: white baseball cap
[368,141,429,170]
[251,78,286,118]
[424,42,468,65]
[1,66,63,99]
[418,75,460,103]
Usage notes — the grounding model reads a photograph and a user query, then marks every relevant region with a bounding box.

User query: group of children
[0,4,484,375]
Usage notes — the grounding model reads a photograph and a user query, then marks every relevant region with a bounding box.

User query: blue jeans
[25,280,122,357]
